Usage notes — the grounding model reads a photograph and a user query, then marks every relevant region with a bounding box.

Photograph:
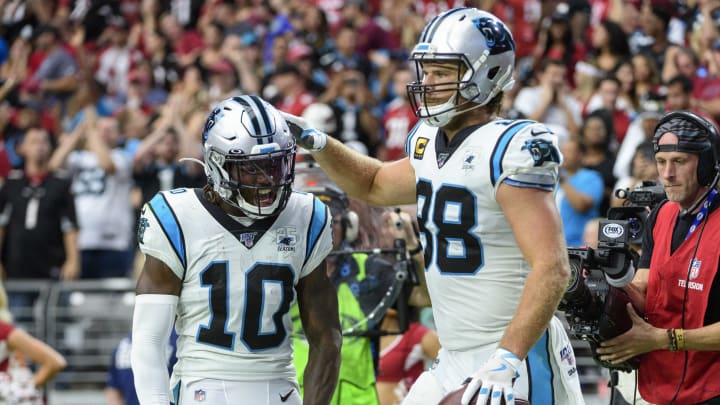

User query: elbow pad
[131,294,178,405]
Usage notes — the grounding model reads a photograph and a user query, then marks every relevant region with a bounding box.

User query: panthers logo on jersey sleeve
[496,122,561,192]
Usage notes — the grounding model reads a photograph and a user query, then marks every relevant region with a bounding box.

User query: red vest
[639,201,720,404]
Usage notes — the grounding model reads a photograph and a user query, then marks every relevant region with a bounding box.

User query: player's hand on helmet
[462,348,521,405]
[279,111,328,152]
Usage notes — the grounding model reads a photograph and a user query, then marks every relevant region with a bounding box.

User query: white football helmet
[406,8,516,127]
[202,95,296,218]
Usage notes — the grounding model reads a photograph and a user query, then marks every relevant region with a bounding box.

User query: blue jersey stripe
[405,121,422,156]
[503,178,554,192]
[527,331,555,404]
[490,121,533,186]
[172,380,181,405]
[148,194,187,269]
[305,197,328,262]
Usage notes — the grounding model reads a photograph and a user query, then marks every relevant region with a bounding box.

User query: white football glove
[279,111,328,152]
[461,348,521,405]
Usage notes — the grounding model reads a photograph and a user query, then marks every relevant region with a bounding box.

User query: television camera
[560,219,642,372]
[608,181,666,244]
[560,182,665,371]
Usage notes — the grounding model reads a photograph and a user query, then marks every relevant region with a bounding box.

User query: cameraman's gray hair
[653,117,709,153]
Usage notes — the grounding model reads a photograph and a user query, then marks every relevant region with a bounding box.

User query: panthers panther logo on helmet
[472,17,515,55]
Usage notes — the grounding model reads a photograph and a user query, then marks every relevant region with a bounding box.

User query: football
[438,384,530,405]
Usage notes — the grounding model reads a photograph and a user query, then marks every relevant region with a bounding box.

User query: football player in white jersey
[281,8,584,405]
[130,95,341,405]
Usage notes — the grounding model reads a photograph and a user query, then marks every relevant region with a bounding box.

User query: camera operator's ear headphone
[653,110,720,186]
[310,185,360,244]
[341,209,360,244]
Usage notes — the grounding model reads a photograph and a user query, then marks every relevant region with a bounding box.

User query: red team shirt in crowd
[382,99,418,161]
[378,323,431,387]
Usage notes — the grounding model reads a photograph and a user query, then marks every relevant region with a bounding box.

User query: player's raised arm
[281,111,417,207]
[296,260,341,405]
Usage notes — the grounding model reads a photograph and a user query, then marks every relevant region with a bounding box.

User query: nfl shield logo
[690,259,702,280]
[194,389,206,401]
[239,232,256,248]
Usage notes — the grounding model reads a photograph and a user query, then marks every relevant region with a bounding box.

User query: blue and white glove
[461,348,521,405]
[279,111,328,152]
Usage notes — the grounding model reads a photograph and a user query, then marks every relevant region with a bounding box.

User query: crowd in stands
[0,0,717,281]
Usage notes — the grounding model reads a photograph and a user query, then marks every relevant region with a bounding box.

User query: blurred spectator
[132,117,205,207]
[613,111,661,180]
[198,21,225,71]
[610,141,658,208]
[326,24,373,79]
[693,38,720,122]
[207,58,242,107]
[664,74,694,112]
[378,66,417,162]
[573,60,602,107]
[585,76,632,143]
[105,329,178,405]
[376,0,425,53]
[298,5,335,65]
[63,77,114,133]
[612,59,640,114]
[531,4,578,80]
[319,68,381,156]
[218,32,261,94]
[270,63,316,117]
[340,0,397,54]
[141,29,180,93]
[94,17,143,99]
[0,35,32,103]
[588,19,631,75]
[157,12,203,67]
[0,103,42,170]
[513,58,583,137]
[631,52,663,112]
[287,41,328,95]
[0,128,79,285]
[637,0,678,72]
[21,24,78,106]
[662,46,699,83]
[557,138,605,247]
[48,114,134,279]
[578,108,618,217]
[124,67,164,115]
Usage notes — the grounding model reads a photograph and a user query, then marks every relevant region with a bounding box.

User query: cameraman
[597,111,720,404]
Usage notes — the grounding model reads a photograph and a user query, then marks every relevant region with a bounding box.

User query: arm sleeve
[131,294,178,405]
